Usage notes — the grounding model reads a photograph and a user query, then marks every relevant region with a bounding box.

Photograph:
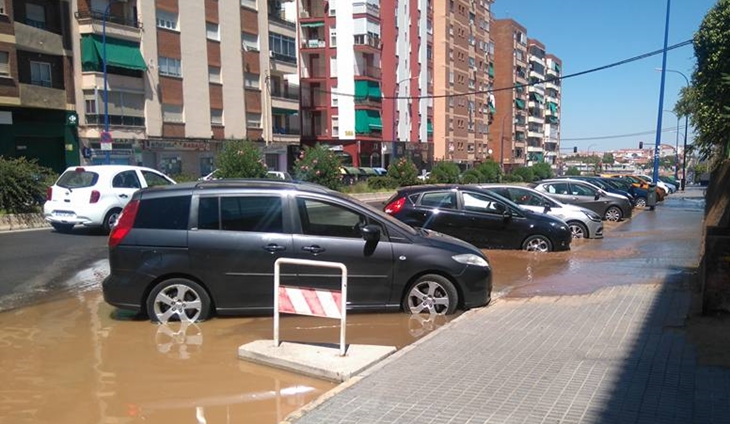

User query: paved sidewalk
[288,190,730,424]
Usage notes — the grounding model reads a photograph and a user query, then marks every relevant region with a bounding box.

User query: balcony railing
[273,126,301,135]
[353,2,380,17]
[271,90,300,100]
[353,34,381,49]
[354,65,381,78]
[301,39,326,49]
[271,52,297,64]
[268,13,296,28]
[75,10,140,28]
[86,114,145,127]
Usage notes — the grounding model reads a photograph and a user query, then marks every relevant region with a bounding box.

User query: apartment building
[70,0,299,176]
[297,0,432,169]
[525,38,545,167]
[544,53,562,168]
[0,0,80,174]
[432,0,495,167]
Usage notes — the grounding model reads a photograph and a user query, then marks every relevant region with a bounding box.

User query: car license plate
[55,211,74,218]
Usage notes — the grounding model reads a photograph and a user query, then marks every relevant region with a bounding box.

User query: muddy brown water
[0,198,704,424]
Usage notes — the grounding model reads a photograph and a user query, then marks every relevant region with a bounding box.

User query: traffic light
[573,146,577,153]
[639,142,643,149]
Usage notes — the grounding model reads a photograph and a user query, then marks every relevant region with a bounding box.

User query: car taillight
[89,190,100,203]
[109,200,139,248]
[384,197,406,214]
[46,187,53,201]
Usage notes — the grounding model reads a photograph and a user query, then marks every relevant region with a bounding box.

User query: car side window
[462,191,506,215]
[546,183,569,195]
[297,198,368,239]
[212,196,284,233]
[134,196,190,230]
[507,188,544,206]
[112,171,141,189]
[419,191,457,209]
[571,184,594,196]
[142,170,173,187]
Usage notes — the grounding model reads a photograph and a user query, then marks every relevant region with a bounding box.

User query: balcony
[14,22,65,55]
[299,0,327,18]
[19,83,66,110]
[270,53,297,74]
[354,34,381,50]
[301,39,326,49]
[76,9,142,41]
[271,126,301,144]
[268,13,296,30]
[353,1,380,18]
[300,65,327,79]
[81,72,144,93]
[354,65,381,79]
[527,115,544,124]
[271,92,299,110]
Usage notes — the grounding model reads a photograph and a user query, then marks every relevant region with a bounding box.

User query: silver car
[529,179,633,222]
[478,184,604,239]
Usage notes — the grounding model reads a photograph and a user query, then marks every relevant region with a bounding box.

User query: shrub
[0,156,56,213]
[367,176,399,190]
[429,161,461,183]
[566,166,581,176]
[168,173,199,183]
[387,157,419,187]
[476,160,503,183]
[511,166,535,182]
[503,173,524,183]
[215,139,268,179]
[294,144,343,190]
[460,169,483,184]
[531,163,553,180]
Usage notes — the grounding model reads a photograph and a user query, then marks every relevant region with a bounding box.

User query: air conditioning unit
[269,50,275,57]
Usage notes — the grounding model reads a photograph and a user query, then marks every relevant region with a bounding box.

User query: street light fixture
[388,76,419,168]
[657,67,690,190]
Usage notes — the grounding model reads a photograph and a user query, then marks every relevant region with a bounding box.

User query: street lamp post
[389,76,419,169]
[651,0,672,184]
[657,67,690,190]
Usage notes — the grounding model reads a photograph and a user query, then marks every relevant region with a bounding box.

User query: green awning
[531,93,544,103]
[427,120,434,135]
[515,84,524,93]
[554,63,561,72]
[81,34,147,71]
[355,109,382,133]
[369,110,383,130]
[368,81,382,100]
[547,102,558,114]
[272,107,299,115]
[547,115,559,124]
[489,104,496,114]
[488,62,495,78]
[515,98,525,109]
[301,21,324,27]
[355,81,369,101]
[529,152,545,162]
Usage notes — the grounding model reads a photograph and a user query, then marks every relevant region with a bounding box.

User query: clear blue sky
[491,0,717,153]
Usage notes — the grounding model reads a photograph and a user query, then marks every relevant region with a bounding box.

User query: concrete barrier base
[238,340,396,382]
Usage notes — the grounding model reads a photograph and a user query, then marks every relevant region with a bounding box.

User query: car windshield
[56,170,99,189]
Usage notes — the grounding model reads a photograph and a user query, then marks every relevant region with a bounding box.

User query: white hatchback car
[44,165,176,233]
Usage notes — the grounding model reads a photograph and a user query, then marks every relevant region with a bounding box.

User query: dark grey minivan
[103,180,492,323]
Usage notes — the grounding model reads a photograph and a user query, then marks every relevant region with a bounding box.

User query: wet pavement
[0,190,706,424]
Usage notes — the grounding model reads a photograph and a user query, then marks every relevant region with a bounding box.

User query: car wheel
[51,222,74,233]
[102,208,122,233]
[634,197,647,208]
[146,278,212,324]
[604,206,623,222]
[522,235,552,252]
[567,221,589,239]
[402,274,458,315]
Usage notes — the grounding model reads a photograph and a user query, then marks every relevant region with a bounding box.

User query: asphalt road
[0,227,108,311]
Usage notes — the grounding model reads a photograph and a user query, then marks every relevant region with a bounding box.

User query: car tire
[634,197,647,208]
[567,221,589,239]
[146,278,212,324]
[402,274,458,315]
[604,206,623,222]
[522,234,552,252]
[51,222,74,233]
[102,208,122,234]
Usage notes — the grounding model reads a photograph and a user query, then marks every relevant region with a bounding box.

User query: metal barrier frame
[273,258,348,356]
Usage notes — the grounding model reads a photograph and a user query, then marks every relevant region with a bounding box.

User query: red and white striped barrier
[278,286,343,319]
[273,258,348,356]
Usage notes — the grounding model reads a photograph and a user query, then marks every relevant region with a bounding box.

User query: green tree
[566,166,581,176]
[0,156,55,213]
[475,159,503,182]
[602,152,615,164]
[387,157,419,186]
[429,161,461,183]
[215,139,268,179]
[511,166,535,182]
[460,168,483,184]
[294,144,343,190]
[530,163,553,180]
[677,0,730,164]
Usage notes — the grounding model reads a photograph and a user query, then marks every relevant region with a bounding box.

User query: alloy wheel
[406,280,452,315]
[152,284,204,323]
[524,236,550,252]
[605,207,622,222]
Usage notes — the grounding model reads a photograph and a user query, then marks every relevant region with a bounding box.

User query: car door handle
[119,194,128,198]
[302,245,325,254]
[263,244,286,253]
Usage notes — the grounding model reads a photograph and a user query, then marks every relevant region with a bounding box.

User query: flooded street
[0,194,705,424]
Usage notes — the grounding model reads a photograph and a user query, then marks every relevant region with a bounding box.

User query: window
[507,188,545,207]
[26,3,46,29]
[206,22,219,41]
[84,91,145,126]
[297,198,368,239]
[85,98,96,114]
[30,61,51,87]
[244,72,259,89]
[269,33,296,59]
[544,183,569,195]
[570,183,596,197]
[162,104,184,123]
[135,196,190,230]
[112,171,141,189]
[142,171,174,187]
[330,56,337,77]
[159,57,182,77]
[0,51,9,76]
[211,109,223,125]
[156,10,178,30]
[208,66,221,83]
[0,1,6,16]
[329,27,337,47]
[246,112,261,128]
[331,115,339,137]
[331,86,338,106]
[240,0,257,10]
[241,32,259,51]
[200,196,284,233]
[420,192,457,209]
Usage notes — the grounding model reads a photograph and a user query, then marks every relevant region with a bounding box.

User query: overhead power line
[561,125,688,141]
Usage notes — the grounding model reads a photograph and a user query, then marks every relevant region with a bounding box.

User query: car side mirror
[594,191,601,200]
[502,210,512,222]
[361,224,381,243]
[543,203,552,213]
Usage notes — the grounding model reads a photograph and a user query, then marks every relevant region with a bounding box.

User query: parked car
[633,174,673,195]
[602,178,650,207]
[601,174,666,201]
[478,184,604,239]
[103,180,492,322]
[552,175,634,205]
[658,176,678,193]
[383,185,572,252]
[198,169,292,181]
[43,165,176,233]
[530,179,633,222]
